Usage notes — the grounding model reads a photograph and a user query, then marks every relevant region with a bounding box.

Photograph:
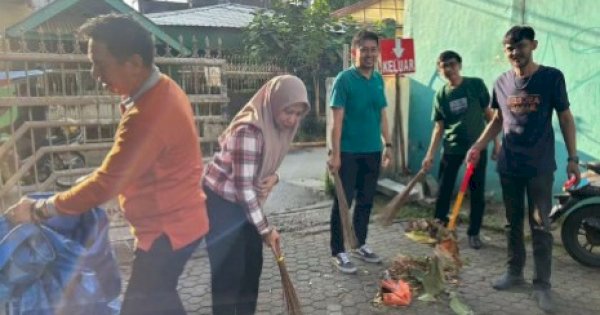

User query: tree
[244,0,394,118]
[329,0,364,11]
[244,0,360,115]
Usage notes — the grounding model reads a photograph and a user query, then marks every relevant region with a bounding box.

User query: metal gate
[0,33,230,208]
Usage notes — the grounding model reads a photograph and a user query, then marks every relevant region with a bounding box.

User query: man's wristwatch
[385,143,392,148]
[567,156,579,164]
[30,199,51,223]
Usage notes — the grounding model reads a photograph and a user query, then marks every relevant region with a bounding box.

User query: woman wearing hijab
[203,75,310,315]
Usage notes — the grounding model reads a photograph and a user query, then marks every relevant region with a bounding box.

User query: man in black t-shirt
[422,50,499,250]
[467,26,579,313]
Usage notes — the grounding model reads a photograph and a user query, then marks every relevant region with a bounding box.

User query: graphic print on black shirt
[491,65,570,176]
[449,97,468,115]
[507,94,541,115]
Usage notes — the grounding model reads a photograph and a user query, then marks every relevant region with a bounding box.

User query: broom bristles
[273,248,302,315]
[277,260,302,314]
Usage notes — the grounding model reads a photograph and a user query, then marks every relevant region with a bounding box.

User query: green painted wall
[403,0,600,196]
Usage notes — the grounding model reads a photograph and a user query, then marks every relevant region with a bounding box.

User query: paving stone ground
[111,147,600,314]
[113,204,600,315]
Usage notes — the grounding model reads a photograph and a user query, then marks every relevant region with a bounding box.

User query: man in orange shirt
[4,14,208,315]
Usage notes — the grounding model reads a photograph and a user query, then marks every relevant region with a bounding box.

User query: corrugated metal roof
[146,3,264,28]
[6,0,190,54]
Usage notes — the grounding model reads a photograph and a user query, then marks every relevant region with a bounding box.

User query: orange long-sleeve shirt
[53,75,208,251]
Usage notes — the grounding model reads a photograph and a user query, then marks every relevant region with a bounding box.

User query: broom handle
[448,162,475,231]
[332,172,358,249]
[447,192,465,230]
[380,169,426,224]
[271,240,283,261]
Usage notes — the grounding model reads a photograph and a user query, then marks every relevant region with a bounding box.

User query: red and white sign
[379,38,416,75]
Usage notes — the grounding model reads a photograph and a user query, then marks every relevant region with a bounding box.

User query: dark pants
[330,152,381,256]
[500,173,554,290]
[435,151,487,236]
[205,187,263,315]
[120,234,201,315]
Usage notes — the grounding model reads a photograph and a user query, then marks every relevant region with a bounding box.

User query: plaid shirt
[203,124,270,235]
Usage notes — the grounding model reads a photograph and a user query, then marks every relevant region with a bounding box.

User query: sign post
[379,38,416,175]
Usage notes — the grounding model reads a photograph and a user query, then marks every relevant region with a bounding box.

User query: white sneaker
[352,244,382,263]
[332,252,357,274]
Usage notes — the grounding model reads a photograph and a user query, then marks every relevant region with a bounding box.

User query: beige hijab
[220,75,310,179]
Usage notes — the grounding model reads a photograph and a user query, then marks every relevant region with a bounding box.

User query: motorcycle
[550,161,600,267]
[31,125,87,188]
[1,125,86,188]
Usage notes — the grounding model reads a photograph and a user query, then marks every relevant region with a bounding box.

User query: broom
[438,162,476,262]
[378,169,427,226]
[447,162,475,231]
[332,172,359,249]
[272,244,302,315]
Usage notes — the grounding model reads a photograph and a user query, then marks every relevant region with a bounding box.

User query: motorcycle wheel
[35,154,63,183]
[55,152,86,189]
[561,205,600,267]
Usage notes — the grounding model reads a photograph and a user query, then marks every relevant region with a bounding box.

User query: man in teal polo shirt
[328,30,392,274]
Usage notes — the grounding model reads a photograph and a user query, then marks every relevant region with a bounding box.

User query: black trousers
[120,234,201,315]
[434,151,487,236]
[205,187,264,315]
[330,152,381,256]
[500,173,554,290]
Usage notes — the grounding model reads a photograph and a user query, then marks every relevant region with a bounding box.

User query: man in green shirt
[328,30,392,274]
[422,51,499,249]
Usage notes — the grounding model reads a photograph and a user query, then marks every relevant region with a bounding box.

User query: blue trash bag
[0,222,55,305]
[1,193,121,315]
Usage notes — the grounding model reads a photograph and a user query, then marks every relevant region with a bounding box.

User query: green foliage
[329,0,365,11]
[449,292,475,315]
[294,114,325,142]
[245,0,393,131]
[244,0,362,112]
[245,1,392,77]
[245,0,359,75]
[373,18,397,39]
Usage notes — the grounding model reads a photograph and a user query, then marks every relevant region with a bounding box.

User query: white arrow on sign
[393,38,404,58]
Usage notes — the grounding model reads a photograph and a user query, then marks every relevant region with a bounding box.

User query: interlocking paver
[113,195,600,315]
[112,209,600,315]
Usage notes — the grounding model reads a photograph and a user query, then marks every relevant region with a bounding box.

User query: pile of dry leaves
[373,219,473,315]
